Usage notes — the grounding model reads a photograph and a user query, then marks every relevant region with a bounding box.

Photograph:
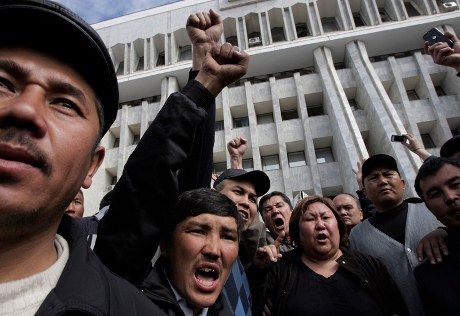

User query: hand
[186,9,223,70]
[416,228,449,265]
[424,31,460,72]
[211,173,219,181]
[401,134,420,152]
[228,137,248,157]
[195,43,249,97]
[262,298,273,316]
[254,231,284,270]
[352,158,367,191]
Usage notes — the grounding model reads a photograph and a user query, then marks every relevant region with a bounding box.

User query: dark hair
[99,189,114,210]
[334,193,360,208]
[289,195,348,249]
[163,188,244,244]
[77,189,84,199]
[415,157,460,201]
[259,191,293,213]
[214,179,226,192]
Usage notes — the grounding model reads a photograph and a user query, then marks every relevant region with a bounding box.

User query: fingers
[209,8,223,26]
[211,173,219,181]
[416,239,425,262]
[273,231,285,249]
[196,12,207,30]
[424,41,430,54]
[416,229,450,265]
[444,31,459,42]
[186,13,200,29]
[352,168,358,175]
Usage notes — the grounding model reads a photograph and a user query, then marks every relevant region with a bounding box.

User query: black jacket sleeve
[177,70,215,192]
[357,190,376,220]
[94,80,215,287]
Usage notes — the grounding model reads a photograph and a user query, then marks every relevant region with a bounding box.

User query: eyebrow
[48,78,88,106]
[0,59,88,107]
[186,221,237,234]
[233,185,257,199]
[425,176,460,197]
[0,59,30,79]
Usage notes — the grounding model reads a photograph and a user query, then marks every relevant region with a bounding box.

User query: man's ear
[401,178,406,190]
[160,237,168,259]
[359,209,363,221]
[82,146,105,189]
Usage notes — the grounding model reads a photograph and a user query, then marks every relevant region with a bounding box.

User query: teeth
[200,267,215,273]
[198,279,214,286]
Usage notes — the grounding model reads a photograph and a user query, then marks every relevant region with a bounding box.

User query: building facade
[83,0,460,215]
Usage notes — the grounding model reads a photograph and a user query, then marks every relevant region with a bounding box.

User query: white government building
[83,0,460,215]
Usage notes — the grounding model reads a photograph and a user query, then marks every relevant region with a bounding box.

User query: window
[233,117,249,128]
[379,8,392,22]
[248,32,262,47]
[262,155,280,171]
[348,99,359,111]
[179,45,192,61]
[111,176,117,185]
[315,147,334,164]
[406,90,419,101]
[113,138,120,148]
[281,109,299,120]
[405,2,421,17]
[421,134,436,148]
[452,129,460,137]
[271,27,286,42]
[156,52,165,66]
[257,113,274,124]
[243,159,254,172]
[116,61,124,76]
[136,56,144,72]
[288,152,306,167]
[353,13,365,27]
[216,120,224,131]
[321,17,339,33]
[226,36,238,46]
[435,86,446,96]
[334,62,346,70]
[132,134,140,145]
[213,162,227,175]
[296,22,310,38]
[307,105,325,117]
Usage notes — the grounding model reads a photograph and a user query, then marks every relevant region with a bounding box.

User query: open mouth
[195,267,219,287]
[317,233,328,241]
[274,218,284,229]
[238,209,249,221]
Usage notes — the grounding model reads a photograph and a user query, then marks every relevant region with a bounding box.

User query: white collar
[165,271,209,316]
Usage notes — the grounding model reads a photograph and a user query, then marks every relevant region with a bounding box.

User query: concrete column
[220,88,234,169]
[143,39,148,70]
[293,73,322,196]
[123,44,129,75]
[336,0,353,31]
[386,56,424,170]
[244,81,262,171]
[117,105,129,179]
[260,12,270,46]
[393,0,408,20]
[269,77,291,197]
[282,7,296,41]
[307,1,321,36]
[150,37,156,69]
[345,40,418,196]
[362,0,380,26]
[313,46,368,194]
[413,52,452,146]
[140,100,149,137]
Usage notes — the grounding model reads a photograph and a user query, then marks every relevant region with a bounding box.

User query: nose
[445,189,459,204]
[315,219,326,230]
[378,176,389,186]
[0,87,47,138]
[238,195,249,209]
[202,235,221,259]
[273,207,280,215]
[65,202,75,213]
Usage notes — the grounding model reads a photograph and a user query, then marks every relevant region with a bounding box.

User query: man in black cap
[348,154,441,316]
[0,1,249,315]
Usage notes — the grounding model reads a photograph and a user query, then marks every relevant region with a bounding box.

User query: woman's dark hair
[163,188,244,245]
[289,195,348,248]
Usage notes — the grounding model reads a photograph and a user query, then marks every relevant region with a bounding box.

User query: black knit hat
[213,169,270,197]
[0,0,118,136]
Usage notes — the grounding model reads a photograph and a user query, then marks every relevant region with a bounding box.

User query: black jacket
[140,257,233,316]
[35,215,162,316]
[414,228,460,316]
[246,246,408,316]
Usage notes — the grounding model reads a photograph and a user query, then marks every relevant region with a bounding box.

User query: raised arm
[228,137,248,169]
[424,31,460,72]
[402,134,433,162]
[95,43,249,287]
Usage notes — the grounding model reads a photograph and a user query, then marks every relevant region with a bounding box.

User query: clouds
[53,0,180,24]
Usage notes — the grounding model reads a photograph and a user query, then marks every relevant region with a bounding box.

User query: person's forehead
[305,202,331,214]
[180,213,238,229]
[421,164,460,191]
[225,179,257,195]
[266,195,285,206]
[366,166,398,178]
[334,195,357,207]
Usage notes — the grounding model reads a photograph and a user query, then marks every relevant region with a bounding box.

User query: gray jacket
[349,202,442,316]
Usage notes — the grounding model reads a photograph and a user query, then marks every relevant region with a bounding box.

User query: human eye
[249,196,257,203]
[0,77,15,94]
[53,98,81,113]
[428,190,440,199]
[222,234,237,242]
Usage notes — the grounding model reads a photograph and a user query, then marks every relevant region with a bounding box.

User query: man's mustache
[1,130,53,176]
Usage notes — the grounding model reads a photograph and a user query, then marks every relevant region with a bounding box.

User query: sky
[53,0,181,24]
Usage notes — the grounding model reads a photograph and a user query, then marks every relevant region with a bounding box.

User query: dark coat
[246,246,409,316]
[35,215,162,316]
[414,228,460,316]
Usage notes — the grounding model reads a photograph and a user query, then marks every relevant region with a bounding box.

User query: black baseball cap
[440,135,460,157]
[213,169,270,197]
[361,154,400,186]
[0,0,118,136]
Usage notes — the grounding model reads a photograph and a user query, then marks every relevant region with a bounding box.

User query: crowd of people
[0,1,459,316]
